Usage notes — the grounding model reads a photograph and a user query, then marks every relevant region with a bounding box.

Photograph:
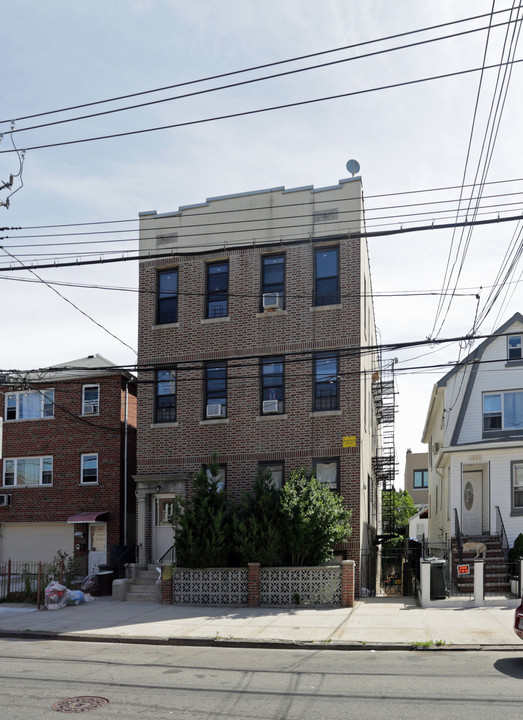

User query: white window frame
[5,389,54,421]
[82,384,100,416]
[483,390,523,432]
[81,453,99,485]
[508,335,522,361]
[3,456,53,486]
[512,461,523,514]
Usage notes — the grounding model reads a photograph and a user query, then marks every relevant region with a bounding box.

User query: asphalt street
[1,639,523,719]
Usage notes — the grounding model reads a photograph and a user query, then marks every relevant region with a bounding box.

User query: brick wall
[0,374,137,557]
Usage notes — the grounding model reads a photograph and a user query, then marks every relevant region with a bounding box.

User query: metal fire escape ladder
[372,359,398,543]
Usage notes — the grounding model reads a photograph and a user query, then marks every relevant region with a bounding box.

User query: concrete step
[126,584,161,602]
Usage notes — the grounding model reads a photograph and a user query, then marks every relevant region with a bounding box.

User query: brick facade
[136,178,380,594]
[0,358,137,570]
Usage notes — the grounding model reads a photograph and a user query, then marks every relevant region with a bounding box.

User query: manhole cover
[52,696,109,713]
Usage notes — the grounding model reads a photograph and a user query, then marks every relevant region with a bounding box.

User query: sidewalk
[0,596,522,650]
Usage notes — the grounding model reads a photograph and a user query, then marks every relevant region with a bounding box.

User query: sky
[1,1,522,484]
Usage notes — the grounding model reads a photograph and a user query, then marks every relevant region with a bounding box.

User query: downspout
[123,380,129,546]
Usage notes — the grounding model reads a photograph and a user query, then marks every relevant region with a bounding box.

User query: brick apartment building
[135,171,382,594]
[0,355,137,574]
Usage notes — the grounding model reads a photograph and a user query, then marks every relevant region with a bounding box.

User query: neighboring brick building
[0,355,137,574]
[135,171,382,594]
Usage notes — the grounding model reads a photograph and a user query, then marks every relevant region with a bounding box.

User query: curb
[1,630,523,652]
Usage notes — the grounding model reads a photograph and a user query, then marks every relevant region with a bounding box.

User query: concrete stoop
[113,568,162,603]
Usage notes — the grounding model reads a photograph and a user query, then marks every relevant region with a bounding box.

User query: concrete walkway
[0,596,522,650]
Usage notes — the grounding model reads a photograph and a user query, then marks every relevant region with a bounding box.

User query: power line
[1,7,511,127]
[2,59,522,155]
[1,212,522,272]
[4,18,518,138]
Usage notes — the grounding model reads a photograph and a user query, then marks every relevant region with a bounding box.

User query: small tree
[382,488,417,534]
[280,468,352,566]
[233,470,285,566]
[173,456,231,567]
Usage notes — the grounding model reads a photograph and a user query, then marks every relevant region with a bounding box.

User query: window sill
[82,413,100,418]
[151,421,179,428]
[310,410,342,417]
[199,418,230,425]
[4,416,54,423]
[3,485,52,489]
[256,413,288,421]
[505,359,523,367]
[256,310,287,318]
[310,304,342,312]
[152,322,179,329]
[201,316,230,324]
[80,482,99,487]
[511,510,523,516]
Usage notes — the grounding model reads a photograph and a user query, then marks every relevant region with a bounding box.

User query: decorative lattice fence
[260,566,342,606]
[172,568,249,605]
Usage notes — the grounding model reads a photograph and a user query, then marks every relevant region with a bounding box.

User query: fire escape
[372,359,398,543]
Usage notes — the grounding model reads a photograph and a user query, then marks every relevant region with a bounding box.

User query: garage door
[0,523,74,562]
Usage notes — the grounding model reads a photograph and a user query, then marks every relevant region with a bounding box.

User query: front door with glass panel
[462,471,483,535]
[153,496,176,563]
[88,523,107,574]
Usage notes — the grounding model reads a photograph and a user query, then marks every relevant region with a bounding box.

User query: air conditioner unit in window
[263,399,281,413]
[206,404,225,418]
[84,403,99,415]
[263,293,282,310]
[0,494,12,507]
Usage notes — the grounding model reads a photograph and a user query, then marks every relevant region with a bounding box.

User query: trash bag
[45,581,68,611]
[67,590,85,606]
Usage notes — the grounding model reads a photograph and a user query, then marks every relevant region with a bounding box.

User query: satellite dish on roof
[346,159,360,177]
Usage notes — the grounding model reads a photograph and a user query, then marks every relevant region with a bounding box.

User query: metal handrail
[495,505,509,559]
[454,508,463,562]
[159,544,176,565]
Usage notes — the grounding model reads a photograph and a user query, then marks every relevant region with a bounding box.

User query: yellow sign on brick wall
[342,436,356,447]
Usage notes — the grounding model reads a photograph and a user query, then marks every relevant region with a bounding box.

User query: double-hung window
[3,456,53,486]
[205,362,227,418]
[513,462,523,513]
[413,469,428,488]
[206,465,226,493]
[155,369,176,423]
[313,353,339,411]
[314,246,339,306]
[313,458,339,491]
[82,385,99,415]
[5,389,54,421]
[261,356,284,414]
[258,461,284,489]
[508,335,522,360]
[261,254,285,310]
[483,391,523,433]
[81,454,98,484]
[206,261,229,318]
[157,269,178,324]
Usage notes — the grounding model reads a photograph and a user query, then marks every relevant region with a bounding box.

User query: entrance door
[152,496,176,563]
[88,523,107,574]
[462,471,483,535]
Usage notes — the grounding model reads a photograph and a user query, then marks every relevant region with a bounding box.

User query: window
[413,469,428,488]
[483,391,523,432]
[157,269,178,324]
[314,246,339,306]
[313,353,338,411]
[261,356,284,414]
[206,261,229,318]
[261,254,285,309]
[205,362,227,418]
[508,335,522,360]
[206,465,226,493]
[81,454,98,484]
[82,385,99,415]
[313,458,339,491]
[259,462,284,489]
[5,389,54,421]
[3,457,53,486]
[155,369,176,423]
[512,462,523,512]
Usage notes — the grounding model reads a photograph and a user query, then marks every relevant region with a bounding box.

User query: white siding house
[422,313,523,547]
